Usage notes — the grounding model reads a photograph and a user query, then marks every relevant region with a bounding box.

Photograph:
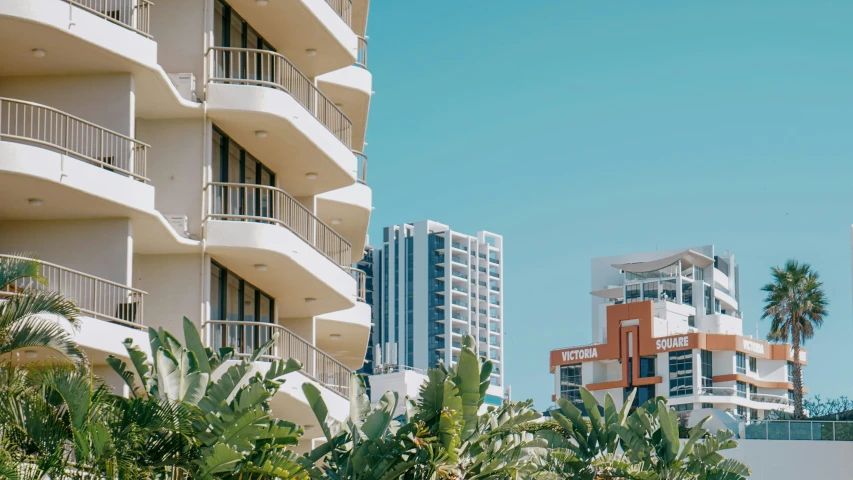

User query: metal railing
[66,0,153,38]
[744,420,853,441]
[347,267,366,302]
[207,47,352,148]
[0,255,145,329]
[204,320,352,397]
[324,0,352,26]
[356,36,368,68]
[353,150,368,184]
[0,98,149,182]
[205,182,352,268]
[372,364,426,375]
[696,387,789,405]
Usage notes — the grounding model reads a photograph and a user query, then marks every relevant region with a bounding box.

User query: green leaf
[361,391,397,440]
[183,317,211,374]
[193,443,244,479]
[155,347,209,405]
[452,336,484,439]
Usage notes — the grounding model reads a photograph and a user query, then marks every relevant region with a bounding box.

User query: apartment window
[748,356,757,373]
[748,384,757,400]
[212,127,276,218]
[750,409,758,421]
[694,266,705,282]
[669,350,694,397]
[701,403,714,409]
[662,280,677,302]
[736,352,746,374]
[559,364,583,405]
[643,282,658,301]
[625,385,656,408]
[672,404,692,412]
[489,293,500,305]
[788,390,794,404]
[700,350,713,389]
[736,381,747,398]
[214,1,276,50]
[625,284,641,303]
[704,285,712,315]
[682,282,693,306]
[787,362,794,383]
[640,356,656,378]
[736,405,746,418]
[209,261,274,355]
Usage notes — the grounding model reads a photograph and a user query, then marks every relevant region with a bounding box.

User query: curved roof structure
[611,249,713,273]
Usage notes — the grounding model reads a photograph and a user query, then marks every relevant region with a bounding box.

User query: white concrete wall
[150,0,207,100]
[0,219,132,285]
[0,74,135,136]
[136,118,206,237]
[726,440,853,479]
[133,253,203,334]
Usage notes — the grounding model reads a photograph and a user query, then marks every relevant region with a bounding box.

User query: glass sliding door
[209,260,276,359]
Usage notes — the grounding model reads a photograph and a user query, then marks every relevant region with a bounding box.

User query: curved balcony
[0,254,149,361]
[206,47,357,196]
[0,0,158,74]
[315,267,370,369]
[0,98,160,218]
[67,0,153,38]
[317,62,372,153]
[203,319,352,397]
[316,154,371,257]
[204,183,357,317]
[211,0,356,78]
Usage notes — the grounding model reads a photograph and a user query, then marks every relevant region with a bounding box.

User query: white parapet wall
[725,439,853,479]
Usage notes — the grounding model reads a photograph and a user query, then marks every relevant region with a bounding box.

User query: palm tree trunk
[792,335,805,419]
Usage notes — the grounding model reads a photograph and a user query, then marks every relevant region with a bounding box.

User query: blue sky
[364,0,853,409]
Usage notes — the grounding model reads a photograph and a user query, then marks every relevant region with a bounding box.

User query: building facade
[0,0,374,448]
[369,220,505,402]
[550,246,805,421]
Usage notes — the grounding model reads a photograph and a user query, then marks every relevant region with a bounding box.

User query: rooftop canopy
[611,249,714,274]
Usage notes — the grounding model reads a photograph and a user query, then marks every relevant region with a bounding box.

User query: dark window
[748,384,757,400]
[625,385,656,408]
[736,352,746,374]
[700,350,713,389]
[736,381,747,398]
[736,405,746,418]
[209,260,275,358]
[748,356,757,373]
[669,350,693,397]
[640,356,656,378]
[682,282,693,306]
[662,279,677,302]
[211,126,276,219]
[672,404,692,412]
[704,285,713,315]
[701,403,714,409]
[625,284,641,303]
[560,364,582,406]
[787,362,794,383]
[643,282,658,301]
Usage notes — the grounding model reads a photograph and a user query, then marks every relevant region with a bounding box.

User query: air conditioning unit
[165,214,189,238]
[167,73,197,102]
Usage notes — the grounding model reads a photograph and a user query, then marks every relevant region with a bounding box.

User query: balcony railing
[67,0,153,38]
[0,254,145,329]
[347,267,366,302]
[745,421,853,441]
[205,182,352,268]
[0,98,149,182]
[696,387,789,405]
[204,320,352,397]
[451,271,468,280]
[356,36,368,68]
[353,150,368,184]
[208,47,352,148]
[324,0,352,27]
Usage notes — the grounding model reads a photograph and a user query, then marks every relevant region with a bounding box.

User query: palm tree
[761,259,828,419]
[0,255,82,362]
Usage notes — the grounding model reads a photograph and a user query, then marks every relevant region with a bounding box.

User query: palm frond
[0,317,83,362]
[0,256,45,291]
[0,288,80,332]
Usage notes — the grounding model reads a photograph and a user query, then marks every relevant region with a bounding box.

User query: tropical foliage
[303,335,543,480]
[761,259,828,418]
[0,262,752,479]
[532,389,751,480]
[0,255,82,362]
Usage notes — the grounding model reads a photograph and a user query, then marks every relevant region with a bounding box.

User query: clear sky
[364,0,853,409]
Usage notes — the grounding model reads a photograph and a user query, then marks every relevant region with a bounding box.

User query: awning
[590,286,624,299]
[612,249,713,273]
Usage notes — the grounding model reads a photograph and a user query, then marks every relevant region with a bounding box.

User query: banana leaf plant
[107,317,315,480]
[303,335,544,479]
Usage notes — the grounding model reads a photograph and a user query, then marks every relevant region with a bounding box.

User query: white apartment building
[550,246,806,421]
[0,0,373,447]
[367,221,505,406]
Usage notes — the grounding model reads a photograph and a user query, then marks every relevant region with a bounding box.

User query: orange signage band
[550,301,806,372]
